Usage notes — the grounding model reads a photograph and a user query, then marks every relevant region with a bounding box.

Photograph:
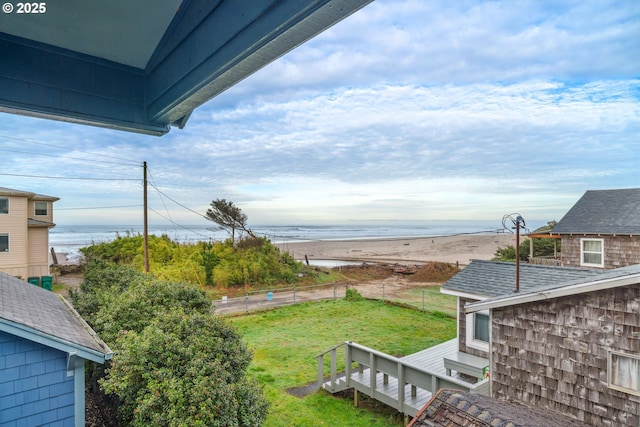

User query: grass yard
[388,286,457,316]
[229,297,456,426]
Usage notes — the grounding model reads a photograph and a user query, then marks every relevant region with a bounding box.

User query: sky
[1,0,639,228]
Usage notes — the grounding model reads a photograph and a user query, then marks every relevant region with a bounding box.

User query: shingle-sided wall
[491,284,640,426]
[0,331,75,427]
[561,235,640,269]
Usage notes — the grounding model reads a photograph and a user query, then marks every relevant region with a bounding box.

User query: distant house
[0,272,112,426]
[0,187,59,279]
[531,188,640,269]
[465,263,640,426]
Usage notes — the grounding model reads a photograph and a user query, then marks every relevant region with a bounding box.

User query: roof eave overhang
[440,288,489,301]
[465,273,640,314]
[0,318,112,363]
[0,0,374,135]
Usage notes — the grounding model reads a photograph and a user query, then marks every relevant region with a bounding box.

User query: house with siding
[0,272,112,426]
[0,187,59,280]
[531,188,640,269]
[464,263,640,426]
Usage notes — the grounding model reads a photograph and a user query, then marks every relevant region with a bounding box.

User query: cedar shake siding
[491,284,640,426]
[561,235,640,269]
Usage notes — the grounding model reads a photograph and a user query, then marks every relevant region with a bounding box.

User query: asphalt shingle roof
[0,272,110,356]
[409,389,586,427]
[441,260,601,298]
[552,188,640,235]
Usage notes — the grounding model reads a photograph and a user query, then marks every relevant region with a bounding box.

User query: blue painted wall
[0,331,75,427]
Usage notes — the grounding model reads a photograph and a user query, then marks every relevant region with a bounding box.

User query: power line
[56,205,143,210]
[148,208,212,239]
[0,133,140,165]
[0,172,139,181]
[148,182,207,219]
[0,147,138,167]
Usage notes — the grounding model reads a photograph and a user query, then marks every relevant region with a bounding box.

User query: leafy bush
[100,310,269,427]
[345,288,364,301]
[80,235,306,289]
[73,262,269,426]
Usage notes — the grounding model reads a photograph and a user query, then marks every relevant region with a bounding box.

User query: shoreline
[52,232,519,267]
[276,232,518,266]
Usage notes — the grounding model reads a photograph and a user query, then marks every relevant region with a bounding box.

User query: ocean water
[49,221,517,262]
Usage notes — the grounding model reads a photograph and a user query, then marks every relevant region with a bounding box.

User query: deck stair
[316,339,489,418]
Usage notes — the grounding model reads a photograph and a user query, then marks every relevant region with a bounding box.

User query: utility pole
[143,161,149,273]
[503,213,526,293]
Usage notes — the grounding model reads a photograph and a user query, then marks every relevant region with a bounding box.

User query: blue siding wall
[0,331,75,427]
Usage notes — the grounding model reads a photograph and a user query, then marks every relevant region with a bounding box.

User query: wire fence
[212,281,456,316]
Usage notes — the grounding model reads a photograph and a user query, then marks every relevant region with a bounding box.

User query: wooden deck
[319,339,490,418]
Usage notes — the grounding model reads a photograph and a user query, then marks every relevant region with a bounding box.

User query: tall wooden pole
[515,223,520,293]
[143,161,149,273]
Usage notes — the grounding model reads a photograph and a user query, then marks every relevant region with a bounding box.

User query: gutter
[465,273,640,313]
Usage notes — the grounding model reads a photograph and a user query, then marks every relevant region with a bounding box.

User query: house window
[608,350,640,396]
[0,198,7,214]
[466,311,490,351]
[581,238,604,267]
[0,234,8,252]
[35,201,48,216]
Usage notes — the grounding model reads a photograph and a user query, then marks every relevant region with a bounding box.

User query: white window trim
[465,310,490,352]
[580,238,604,268]
[608,350,640,396]
[0,233,8,252]
[0,197,8,214]
[34,201,48,216]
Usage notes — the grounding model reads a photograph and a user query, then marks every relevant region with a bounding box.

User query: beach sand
[276,232,518,266]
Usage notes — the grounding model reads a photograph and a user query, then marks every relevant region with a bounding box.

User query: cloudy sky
[1,0,639,228]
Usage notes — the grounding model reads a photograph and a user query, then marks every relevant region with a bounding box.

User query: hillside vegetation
[80,234,311,290]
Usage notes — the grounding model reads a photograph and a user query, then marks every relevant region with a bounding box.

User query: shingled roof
[552,188,640,235]
[441,260,600,299]
[408,389,585,427]
[0,272,111,363]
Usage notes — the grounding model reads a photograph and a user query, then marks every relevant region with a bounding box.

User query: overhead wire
[0,133,140,165]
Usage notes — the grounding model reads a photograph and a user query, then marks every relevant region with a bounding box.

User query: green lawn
[229,297,456,426]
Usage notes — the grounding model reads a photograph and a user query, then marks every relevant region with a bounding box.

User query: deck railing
[317,341,490,416]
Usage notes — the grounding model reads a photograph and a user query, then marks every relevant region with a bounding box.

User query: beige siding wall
[491,285,640,426]
[28,227,50,277]
[28,199,54,223]
[0,196,29,277]
[561,235,640,269]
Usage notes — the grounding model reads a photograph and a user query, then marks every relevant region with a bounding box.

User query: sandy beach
[276,232,518,266]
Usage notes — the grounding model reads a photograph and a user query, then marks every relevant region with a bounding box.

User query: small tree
[206,199,255,245]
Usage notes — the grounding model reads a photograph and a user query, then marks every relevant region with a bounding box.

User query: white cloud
[1,0,638,226]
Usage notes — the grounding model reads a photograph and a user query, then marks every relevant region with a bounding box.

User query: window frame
[608,350,640,396]
[0,197,8,214]
[34,201,48,216]
[580,238,604,268]
[465,310,490,352]
[0,233,8,252]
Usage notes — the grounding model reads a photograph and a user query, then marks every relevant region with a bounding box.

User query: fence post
[382,284,385,301]
[293,286,296,304]
[245,292,249,313]
[334,283,336,299]
[423,289,425,311]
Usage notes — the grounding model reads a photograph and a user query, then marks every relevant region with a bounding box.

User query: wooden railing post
[330,348,337,391]
[345,342,352,388]
[317,355,324,388]
[369,353,377,398]
[398,363,405,413]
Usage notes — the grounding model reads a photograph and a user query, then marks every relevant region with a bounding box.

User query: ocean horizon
[50,220,542,262]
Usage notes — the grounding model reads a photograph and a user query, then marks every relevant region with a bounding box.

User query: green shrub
[345,288,364,301]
